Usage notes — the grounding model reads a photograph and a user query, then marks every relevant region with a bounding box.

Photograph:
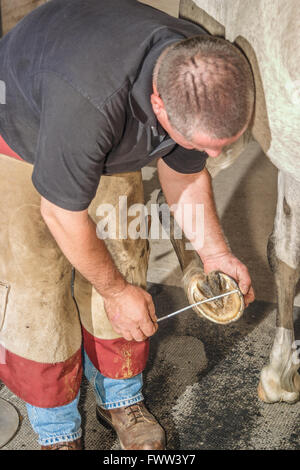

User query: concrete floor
[2,289,299,450]
[0,0,299,451]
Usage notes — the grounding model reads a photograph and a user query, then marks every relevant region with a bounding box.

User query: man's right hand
[103,283,158,342]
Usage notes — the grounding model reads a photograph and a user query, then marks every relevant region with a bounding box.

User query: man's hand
[103,283,158,342]
[202,251,255,307]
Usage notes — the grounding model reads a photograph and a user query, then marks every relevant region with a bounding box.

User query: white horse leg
[258,171,300,403]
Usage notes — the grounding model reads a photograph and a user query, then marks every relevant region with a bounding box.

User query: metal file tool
[157,289,239,323]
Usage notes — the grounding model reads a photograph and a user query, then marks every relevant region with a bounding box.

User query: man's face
[158,112,247,158]
[150,86,248,158]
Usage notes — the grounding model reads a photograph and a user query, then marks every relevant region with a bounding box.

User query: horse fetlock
[258,327,300,403]
[258,366,299,404]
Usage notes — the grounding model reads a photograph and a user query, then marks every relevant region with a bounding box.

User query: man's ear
[150,90,167,120]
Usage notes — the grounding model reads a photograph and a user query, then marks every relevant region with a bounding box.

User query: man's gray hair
[155,35,255,140]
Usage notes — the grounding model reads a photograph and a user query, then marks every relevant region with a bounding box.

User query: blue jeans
[26,351,144,446]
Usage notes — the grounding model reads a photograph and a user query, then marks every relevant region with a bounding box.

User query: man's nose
[206,148,222,158]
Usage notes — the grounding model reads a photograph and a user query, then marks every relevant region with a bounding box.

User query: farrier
[0,0,255,449]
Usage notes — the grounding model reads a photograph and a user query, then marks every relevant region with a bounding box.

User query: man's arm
[157,158,255,307]
[40,197,157,341]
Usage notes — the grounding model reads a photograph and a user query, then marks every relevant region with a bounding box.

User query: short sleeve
[32,73,113,211]
[162,145,208,174]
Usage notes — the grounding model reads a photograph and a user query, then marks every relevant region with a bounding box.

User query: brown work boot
[96,402,166,450]
[41,438,82,450]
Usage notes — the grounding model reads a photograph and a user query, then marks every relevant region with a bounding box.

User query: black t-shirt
[0,0,209,211]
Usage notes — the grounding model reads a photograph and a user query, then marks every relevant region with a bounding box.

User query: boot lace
[125,404,145,424]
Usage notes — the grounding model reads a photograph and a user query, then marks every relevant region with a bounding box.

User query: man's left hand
[202,252,255,308]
